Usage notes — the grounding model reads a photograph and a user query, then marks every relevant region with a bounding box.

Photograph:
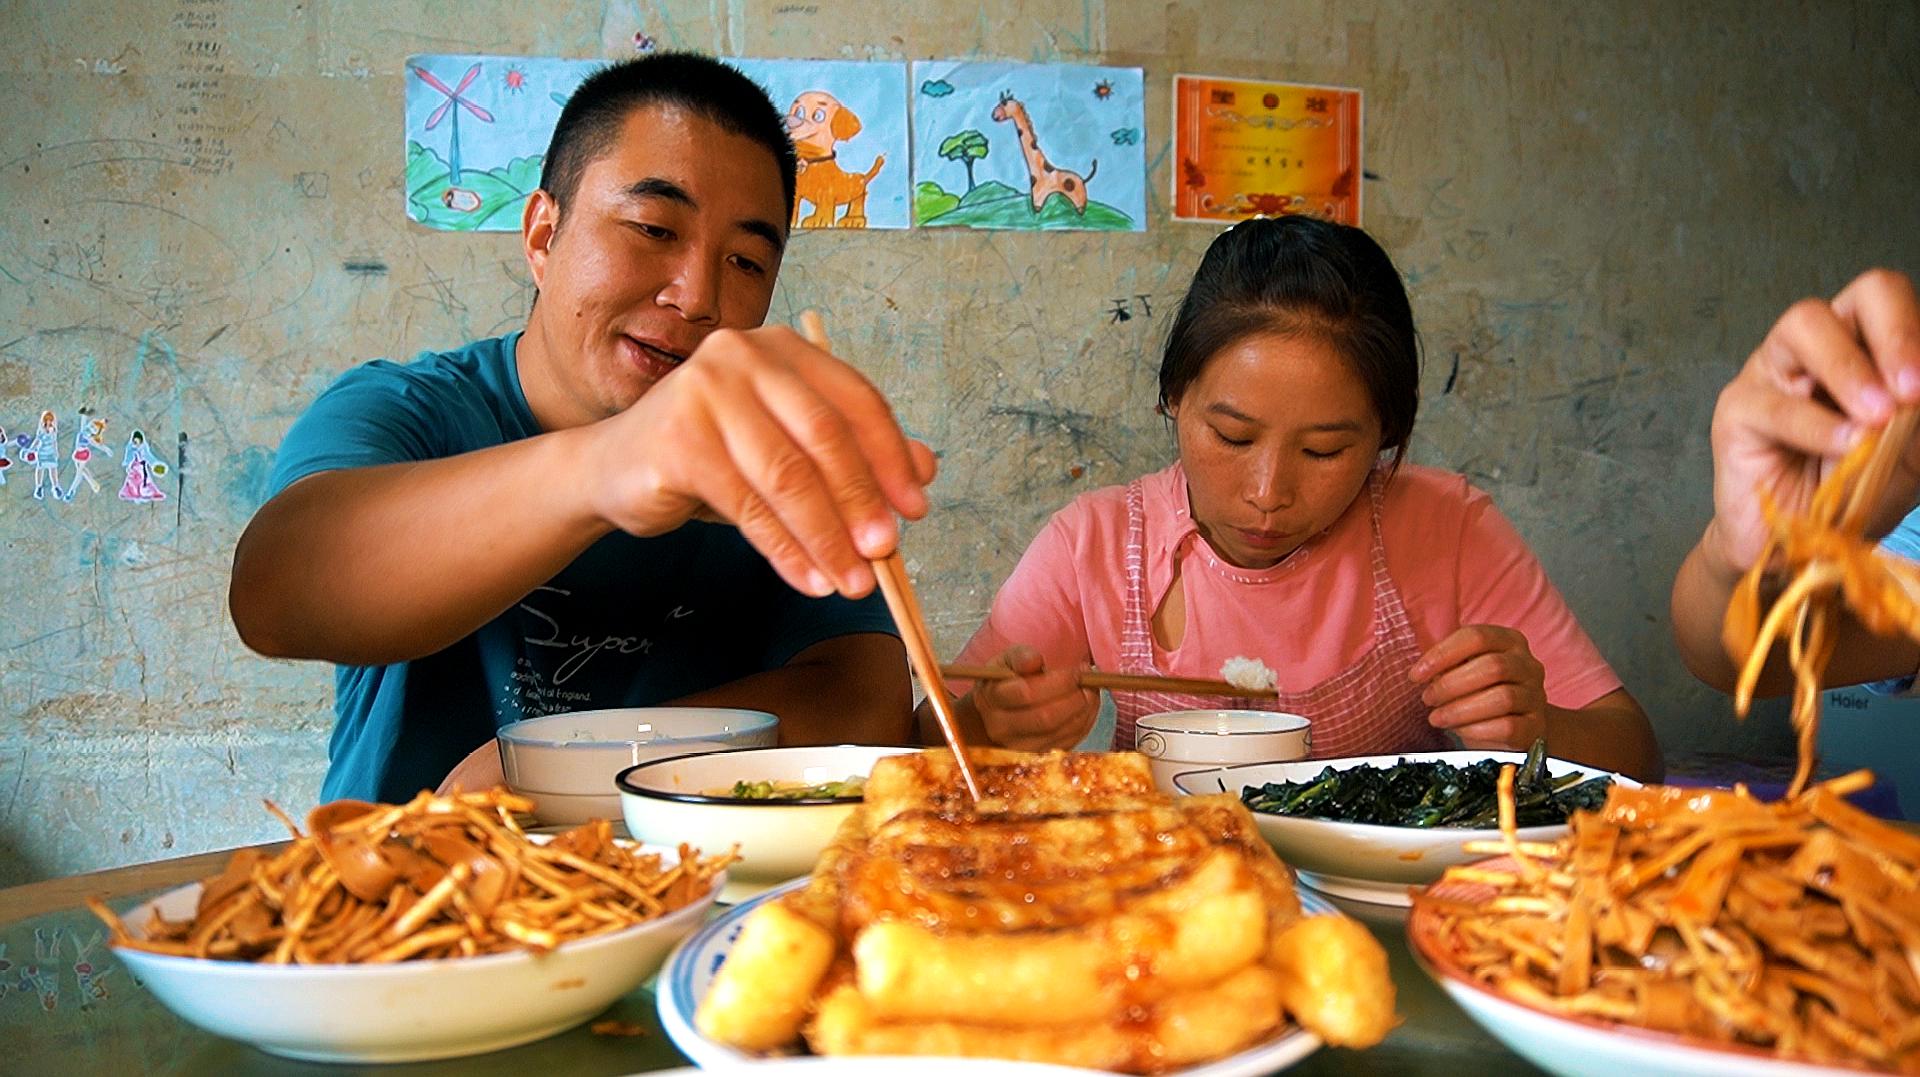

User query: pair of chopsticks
[940,664,1281,700]
[797,312,983,803]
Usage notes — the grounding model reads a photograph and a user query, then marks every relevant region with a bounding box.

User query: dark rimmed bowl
[616,744,917,899]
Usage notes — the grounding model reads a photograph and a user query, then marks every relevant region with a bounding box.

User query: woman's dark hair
[1157,215,1420,469]
[540,52,797,223]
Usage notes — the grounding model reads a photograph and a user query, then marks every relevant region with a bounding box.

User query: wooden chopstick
[873,554,984,802]
[797,311,983,803]
[941,663,1281,700]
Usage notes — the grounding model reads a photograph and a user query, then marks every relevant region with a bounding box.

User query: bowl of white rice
[1134,708,1311,794]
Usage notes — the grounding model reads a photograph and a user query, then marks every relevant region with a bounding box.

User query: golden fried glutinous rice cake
[694,748,1396,1072]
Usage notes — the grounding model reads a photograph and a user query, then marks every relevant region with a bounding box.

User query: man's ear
[523,189,560,291]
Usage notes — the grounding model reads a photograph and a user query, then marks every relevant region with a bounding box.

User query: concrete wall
[3,0,1916,884]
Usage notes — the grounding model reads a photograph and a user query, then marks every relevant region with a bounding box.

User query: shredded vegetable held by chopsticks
[1423,766,1920,1072]
[87,788,736,964]
[1724,406,1920,797]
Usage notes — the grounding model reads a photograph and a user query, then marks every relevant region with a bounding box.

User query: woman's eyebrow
[1203,402,1363,434]
[1204,402,1260,424]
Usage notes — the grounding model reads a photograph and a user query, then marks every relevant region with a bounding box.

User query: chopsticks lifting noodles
[1725,404,1920,796]
[941,663,1283,701]
[797,311,983,804]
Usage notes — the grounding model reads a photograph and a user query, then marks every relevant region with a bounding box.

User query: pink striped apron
[1112,470,1445,759]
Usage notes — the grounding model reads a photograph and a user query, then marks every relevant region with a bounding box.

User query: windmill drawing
[412,61,494,189]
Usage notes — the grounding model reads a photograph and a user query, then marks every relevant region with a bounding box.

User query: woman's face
[1167,331,1385,569]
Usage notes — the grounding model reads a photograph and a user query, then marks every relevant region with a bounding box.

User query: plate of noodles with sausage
[86,788,733,1063]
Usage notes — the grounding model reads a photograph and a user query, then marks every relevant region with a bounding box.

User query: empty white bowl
[617,744,916,899]
[497,707,778,824]
[110,840,722,1063]
[1135,709,1312,793]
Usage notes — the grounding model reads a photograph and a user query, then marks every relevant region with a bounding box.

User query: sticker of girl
[26,411,59,501]
[22,926,62,1013]
[118,429,168,503]
[70,931,112,1002]
[62,415,111,501]
[0,426,12,486]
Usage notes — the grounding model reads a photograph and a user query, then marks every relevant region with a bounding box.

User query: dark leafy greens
[1239,741,1612,828]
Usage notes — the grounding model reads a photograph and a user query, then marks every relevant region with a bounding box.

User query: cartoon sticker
[26,410,59,501]
[63,414,111,501]
[118,429,168,504]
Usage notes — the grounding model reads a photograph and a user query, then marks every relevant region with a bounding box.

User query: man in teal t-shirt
[232,54,937,802]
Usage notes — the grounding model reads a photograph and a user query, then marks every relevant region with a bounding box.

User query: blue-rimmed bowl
[497,707,777,824]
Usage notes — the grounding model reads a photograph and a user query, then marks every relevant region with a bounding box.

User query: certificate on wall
[1171,75,1362,225]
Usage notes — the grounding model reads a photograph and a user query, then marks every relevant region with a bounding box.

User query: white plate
[113,839,721,1063]
[1408,866,1866,1076]
[1173,750,1637,905]
[1429,975,1864,1077]
[658,878,1333,1076]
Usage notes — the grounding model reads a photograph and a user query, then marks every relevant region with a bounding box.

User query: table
[1,845,1563,1077]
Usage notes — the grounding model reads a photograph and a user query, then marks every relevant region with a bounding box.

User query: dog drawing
[785,90,885,229]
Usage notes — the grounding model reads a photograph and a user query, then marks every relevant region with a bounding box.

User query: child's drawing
[405,55,599,232]
[63,414,111,501]
[26,411,59,501]
[910,61,1145,231]
[119,429,168,504]
[729,60,910,230]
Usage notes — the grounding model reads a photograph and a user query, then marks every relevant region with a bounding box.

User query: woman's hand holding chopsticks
[945,645,1101,752]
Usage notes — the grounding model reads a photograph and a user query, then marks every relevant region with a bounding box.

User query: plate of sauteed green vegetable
[1172,742,1638,905]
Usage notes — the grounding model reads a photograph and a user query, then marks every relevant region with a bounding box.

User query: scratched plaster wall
[2,1,1916,885]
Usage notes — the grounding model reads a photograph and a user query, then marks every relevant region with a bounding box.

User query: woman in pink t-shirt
[926,216,1662,781]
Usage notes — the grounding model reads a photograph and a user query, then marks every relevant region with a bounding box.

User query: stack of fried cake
[696,748,1395,1072]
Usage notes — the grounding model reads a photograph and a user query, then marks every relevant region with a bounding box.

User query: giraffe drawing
[990,91,1098,214]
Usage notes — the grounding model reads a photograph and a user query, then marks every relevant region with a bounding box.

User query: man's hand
[588,326,937,599]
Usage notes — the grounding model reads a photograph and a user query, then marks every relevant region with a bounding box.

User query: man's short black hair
[540,52,797,222]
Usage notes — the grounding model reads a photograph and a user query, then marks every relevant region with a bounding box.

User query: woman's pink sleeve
[952,510,1096,676]
[1454,495,1625,710]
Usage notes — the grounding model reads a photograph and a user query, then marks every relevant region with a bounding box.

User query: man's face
[523,103,788,425]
